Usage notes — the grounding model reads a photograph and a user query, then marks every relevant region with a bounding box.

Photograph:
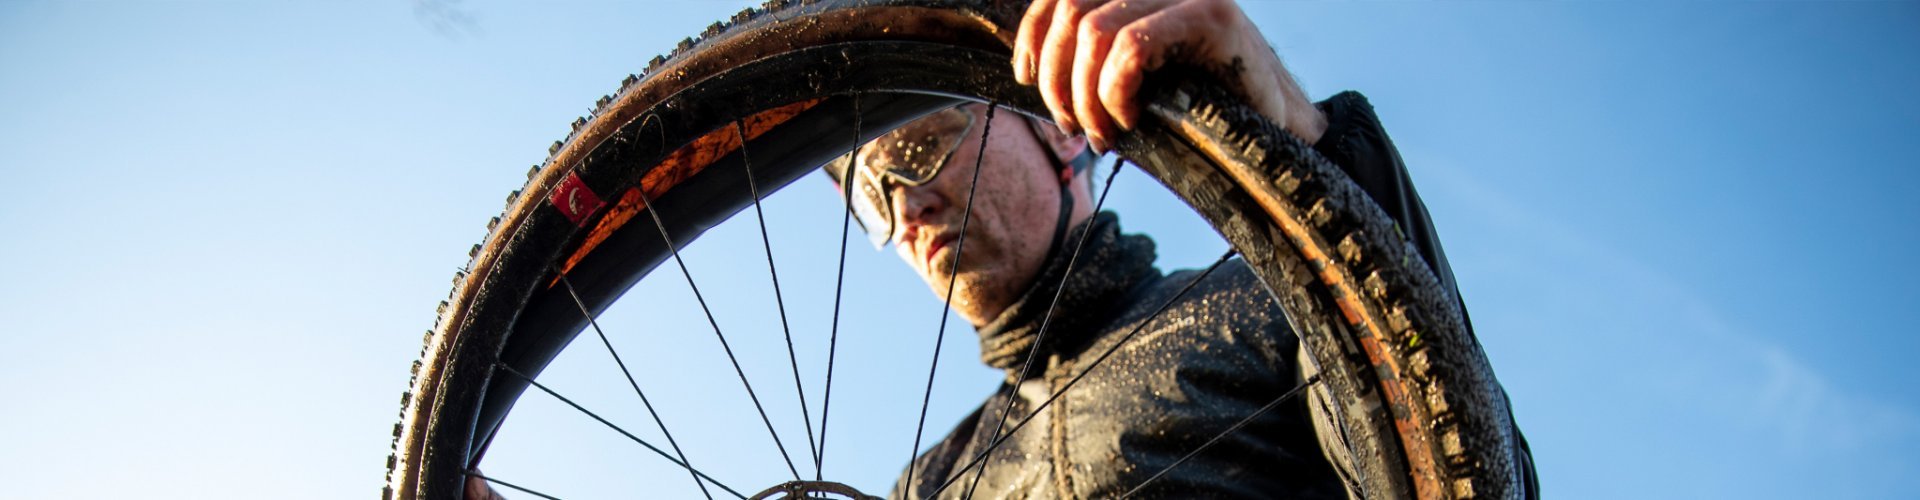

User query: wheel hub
[748,480,884,500]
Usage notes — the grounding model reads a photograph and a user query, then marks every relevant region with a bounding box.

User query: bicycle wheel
[383,0,1527,498]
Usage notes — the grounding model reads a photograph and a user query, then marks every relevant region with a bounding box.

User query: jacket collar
[976,211,1159,376]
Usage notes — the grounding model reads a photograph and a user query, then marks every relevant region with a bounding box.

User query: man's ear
[1031,119,1089,185]
[1039,124,1090,163]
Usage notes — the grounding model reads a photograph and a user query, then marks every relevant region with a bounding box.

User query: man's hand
[1012,0,1326,152]
[466,472,507,500]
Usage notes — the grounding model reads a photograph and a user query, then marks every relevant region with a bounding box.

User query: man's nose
[892,182,944,239]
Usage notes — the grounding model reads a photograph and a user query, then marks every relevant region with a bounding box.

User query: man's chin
[940,271,1008,306]
[919,253,975,285]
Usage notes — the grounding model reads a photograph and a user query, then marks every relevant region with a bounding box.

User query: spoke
[466,469,564,500]
[927,250,1237,498]
[1117,376,1323,499]
[905,103,998,490]
[735,120,821,475]
[557,274,713,500]
[632,177,804,481]
[817,92,861,480]
[496,363,749,499]
[961,156,1124,500]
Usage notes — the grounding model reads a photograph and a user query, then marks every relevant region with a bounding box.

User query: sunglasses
[826,105,979,249]
[825,104,1095,249]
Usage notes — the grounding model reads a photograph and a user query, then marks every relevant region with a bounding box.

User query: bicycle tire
[382,0,1527,498]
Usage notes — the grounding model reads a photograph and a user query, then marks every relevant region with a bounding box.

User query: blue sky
[0,1,1915,498]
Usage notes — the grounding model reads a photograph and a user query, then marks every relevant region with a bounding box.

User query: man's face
[857,105,1067,325]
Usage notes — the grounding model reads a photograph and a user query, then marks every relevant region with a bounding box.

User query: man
[829,0,1538,498]
[470,0,1534,497]
[841,100,1353,499]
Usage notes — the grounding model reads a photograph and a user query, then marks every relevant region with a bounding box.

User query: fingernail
[1083,129,1105,153]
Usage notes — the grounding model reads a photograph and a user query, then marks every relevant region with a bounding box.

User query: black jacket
[891,92,1537,499]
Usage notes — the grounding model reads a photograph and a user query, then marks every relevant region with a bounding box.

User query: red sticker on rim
[549,171,605,226]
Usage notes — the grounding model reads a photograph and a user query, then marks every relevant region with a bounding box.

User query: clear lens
[866,107,972,187]
[848,170,892,249]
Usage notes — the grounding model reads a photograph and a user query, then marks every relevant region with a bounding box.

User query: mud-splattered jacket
[889,92,1537,500]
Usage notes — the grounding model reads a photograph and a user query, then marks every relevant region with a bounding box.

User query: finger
[1097,3,1203,131]
[1038,0,1101,135]
[1013,0,1061,85]
[1071,13,1116,150]
[465,474,495,500]
[1072,0,1163,148]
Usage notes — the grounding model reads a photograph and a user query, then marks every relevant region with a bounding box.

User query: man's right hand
[1011,0,1327,152]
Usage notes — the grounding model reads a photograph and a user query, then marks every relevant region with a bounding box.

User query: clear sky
[1,0,1915,499]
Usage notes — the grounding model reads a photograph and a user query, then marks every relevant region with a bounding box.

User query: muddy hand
[1012,0,1325,151]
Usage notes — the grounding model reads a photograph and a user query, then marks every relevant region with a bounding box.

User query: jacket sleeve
[1309,91,1541,499]
[1311,91,1461,295]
